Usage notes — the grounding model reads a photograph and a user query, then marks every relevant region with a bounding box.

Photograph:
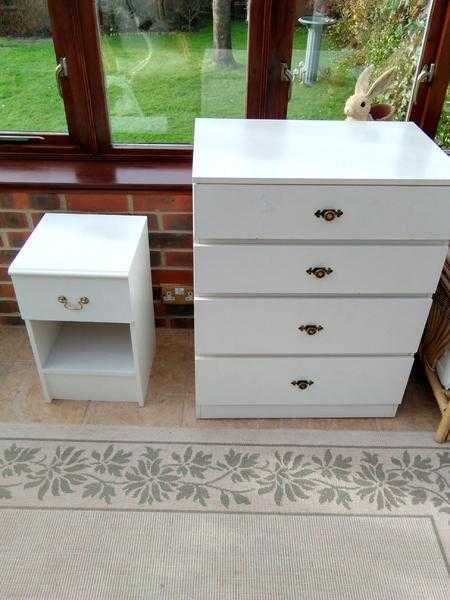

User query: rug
[0,425,449,599]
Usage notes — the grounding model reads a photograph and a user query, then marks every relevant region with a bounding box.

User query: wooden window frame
[409,0,450,138]
[0,0,448,163]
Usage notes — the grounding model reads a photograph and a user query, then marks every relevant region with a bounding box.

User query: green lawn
[0,22,366,144]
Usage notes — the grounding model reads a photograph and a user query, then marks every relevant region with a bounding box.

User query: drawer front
[194,184,450,241]
[12,275,131,323]
[195,297,431,355]
[194,244,447,295]
[195,356,413,406]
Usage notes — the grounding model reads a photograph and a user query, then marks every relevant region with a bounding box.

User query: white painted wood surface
[8,213,147,277]
[45,373,138,403]
[195,297,432,355]
[12,275,132,323]
[195,356,413,406]
[194,185,450,241]
[9,214,154,405]
[128,225,155,405]
[193,119,450,419]
[197,404,398,418]
[195,243,447,295]
[42,323,134,376]
[193,119,450,185]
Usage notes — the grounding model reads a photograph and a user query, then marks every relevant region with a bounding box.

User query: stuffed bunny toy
[344,65,395,121]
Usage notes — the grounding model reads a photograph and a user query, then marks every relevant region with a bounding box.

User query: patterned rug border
[0,423,446,447]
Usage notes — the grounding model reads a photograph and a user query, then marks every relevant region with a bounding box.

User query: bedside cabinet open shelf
[41,322,134,377]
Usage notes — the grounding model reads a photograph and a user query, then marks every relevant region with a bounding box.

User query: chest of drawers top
[193,119,450,186]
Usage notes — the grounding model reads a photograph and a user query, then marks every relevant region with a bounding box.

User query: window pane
[97,0,248,144]
[0,0,67,132]
[287,0,431,122]
[435,84,449,152]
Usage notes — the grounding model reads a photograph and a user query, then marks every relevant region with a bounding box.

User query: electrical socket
[162,285,194,305]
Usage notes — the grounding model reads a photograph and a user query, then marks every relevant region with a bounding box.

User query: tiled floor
[0,326,442,432]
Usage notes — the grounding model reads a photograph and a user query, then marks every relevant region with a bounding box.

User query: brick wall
[0,189,193,328]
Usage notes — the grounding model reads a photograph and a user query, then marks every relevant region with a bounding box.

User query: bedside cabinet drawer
[11,275,132,323]
[195,243,447,295]
[195,297,432,355]
[194,185,450,241]
[195,356,413,407]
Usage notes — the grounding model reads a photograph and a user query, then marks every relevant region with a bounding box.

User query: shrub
[170,0,210,31]
[436,92,450,149]
[328,0,429,119]
[0,0,50,37]
[97,0,210,35]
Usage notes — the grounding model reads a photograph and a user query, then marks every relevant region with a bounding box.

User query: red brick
[132,192,192,213]
[0,267,10,280]
[66,193,128,212]
[153,302,165,317]
[0,283,14,298]
[0,192,61,210]
[7,231,31,248]
[151,269,193,285]
[0,192,28,209]
[169,318,194,329]
[150,251,163,267]
[154,303,193,317]
[0,250,18,266]
[0,300,19,314]
[166,304,193,316]
[149,233,193,249]
[147,214,159,230]
[165,251,193,268]
[162,214,193,231]
[0,212,29,228]
[31,212,45,226]
[0,315,23,325]
[29,192,61,210]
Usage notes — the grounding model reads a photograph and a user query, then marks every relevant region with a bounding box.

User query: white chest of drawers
[9,213,155,405]
[193,119,450,419]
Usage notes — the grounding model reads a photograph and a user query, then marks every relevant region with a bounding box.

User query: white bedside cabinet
[193,119,450,419]
[9,213,155,405]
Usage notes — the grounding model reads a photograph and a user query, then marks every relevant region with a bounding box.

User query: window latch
[55,57,69,98]
[281,62,294,101]
[412,63,435,104]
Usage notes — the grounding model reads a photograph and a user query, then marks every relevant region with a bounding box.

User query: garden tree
[212,0,236,67]
[172,0,209,31]
[153,0,167,23]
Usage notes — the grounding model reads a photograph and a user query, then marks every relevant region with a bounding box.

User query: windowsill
[0,158,193,190]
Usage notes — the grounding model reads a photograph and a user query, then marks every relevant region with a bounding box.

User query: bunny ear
[355,65,374,94]
[367,67,396,98]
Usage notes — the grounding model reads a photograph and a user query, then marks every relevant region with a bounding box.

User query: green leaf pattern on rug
[0,443,449,514]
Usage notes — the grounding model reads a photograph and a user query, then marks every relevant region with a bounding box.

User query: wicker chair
[421,253,450,442]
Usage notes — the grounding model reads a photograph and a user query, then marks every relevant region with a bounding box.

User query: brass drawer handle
[291,379,314,390]
[315,209,343,221]
[57,296,90,311]
[306,267,333,279]
[299,324,323,335]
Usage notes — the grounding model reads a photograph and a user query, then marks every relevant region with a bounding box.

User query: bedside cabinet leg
[435,409,450,443]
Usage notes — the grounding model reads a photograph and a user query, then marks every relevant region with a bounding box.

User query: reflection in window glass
[97,0,248,144]
[435,85,449,152]
[288,0,432,123]
[0,0,67,132]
